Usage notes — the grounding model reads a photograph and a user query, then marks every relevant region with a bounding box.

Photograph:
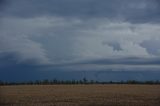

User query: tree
[83,77,88,84]
[43,79,49,84]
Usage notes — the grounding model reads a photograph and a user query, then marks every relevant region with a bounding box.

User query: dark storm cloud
[55,56,160,67]
[79,57,160,65]
[0,0,6,5]
[140,39,160,56]
[102,42,122,51]
[1,54,160,81]
[1,0,160,23]
[0,0,6,10]
[1,0,160,81]
[0,53,46,69]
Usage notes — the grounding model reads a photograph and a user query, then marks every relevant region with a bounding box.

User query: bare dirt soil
[0,84,160,106]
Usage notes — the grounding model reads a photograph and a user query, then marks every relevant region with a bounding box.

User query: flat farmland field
[0,85,160,106]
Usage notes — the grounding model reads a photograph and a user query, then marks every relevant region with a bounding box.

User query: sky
[0,0,160,81]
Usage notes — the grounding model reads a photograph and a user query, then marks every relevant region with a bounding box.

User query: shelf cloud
[0,0,160,81]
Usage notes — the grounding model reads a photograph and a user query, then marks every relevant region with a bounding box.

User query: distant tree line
[0,78,160,85]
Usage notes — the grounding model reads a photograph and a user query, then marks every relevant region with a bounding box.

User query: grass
[0,84,160,106]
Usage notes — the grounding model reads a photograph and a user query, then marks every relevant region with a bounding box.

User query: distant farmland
[0,85,160,106]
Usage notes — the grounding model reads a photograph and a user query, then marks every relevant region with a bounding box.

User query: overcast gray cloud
[1,0,160,72]
[1,0,160,23]
[0,33,50,65]
[1,17,160,65]
[140,39,160,56]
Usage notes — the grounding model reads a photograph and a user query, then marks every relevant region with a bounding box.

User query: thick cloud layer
[1,0,160,23]
[1,17,160,65]
[0,0,160,73]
